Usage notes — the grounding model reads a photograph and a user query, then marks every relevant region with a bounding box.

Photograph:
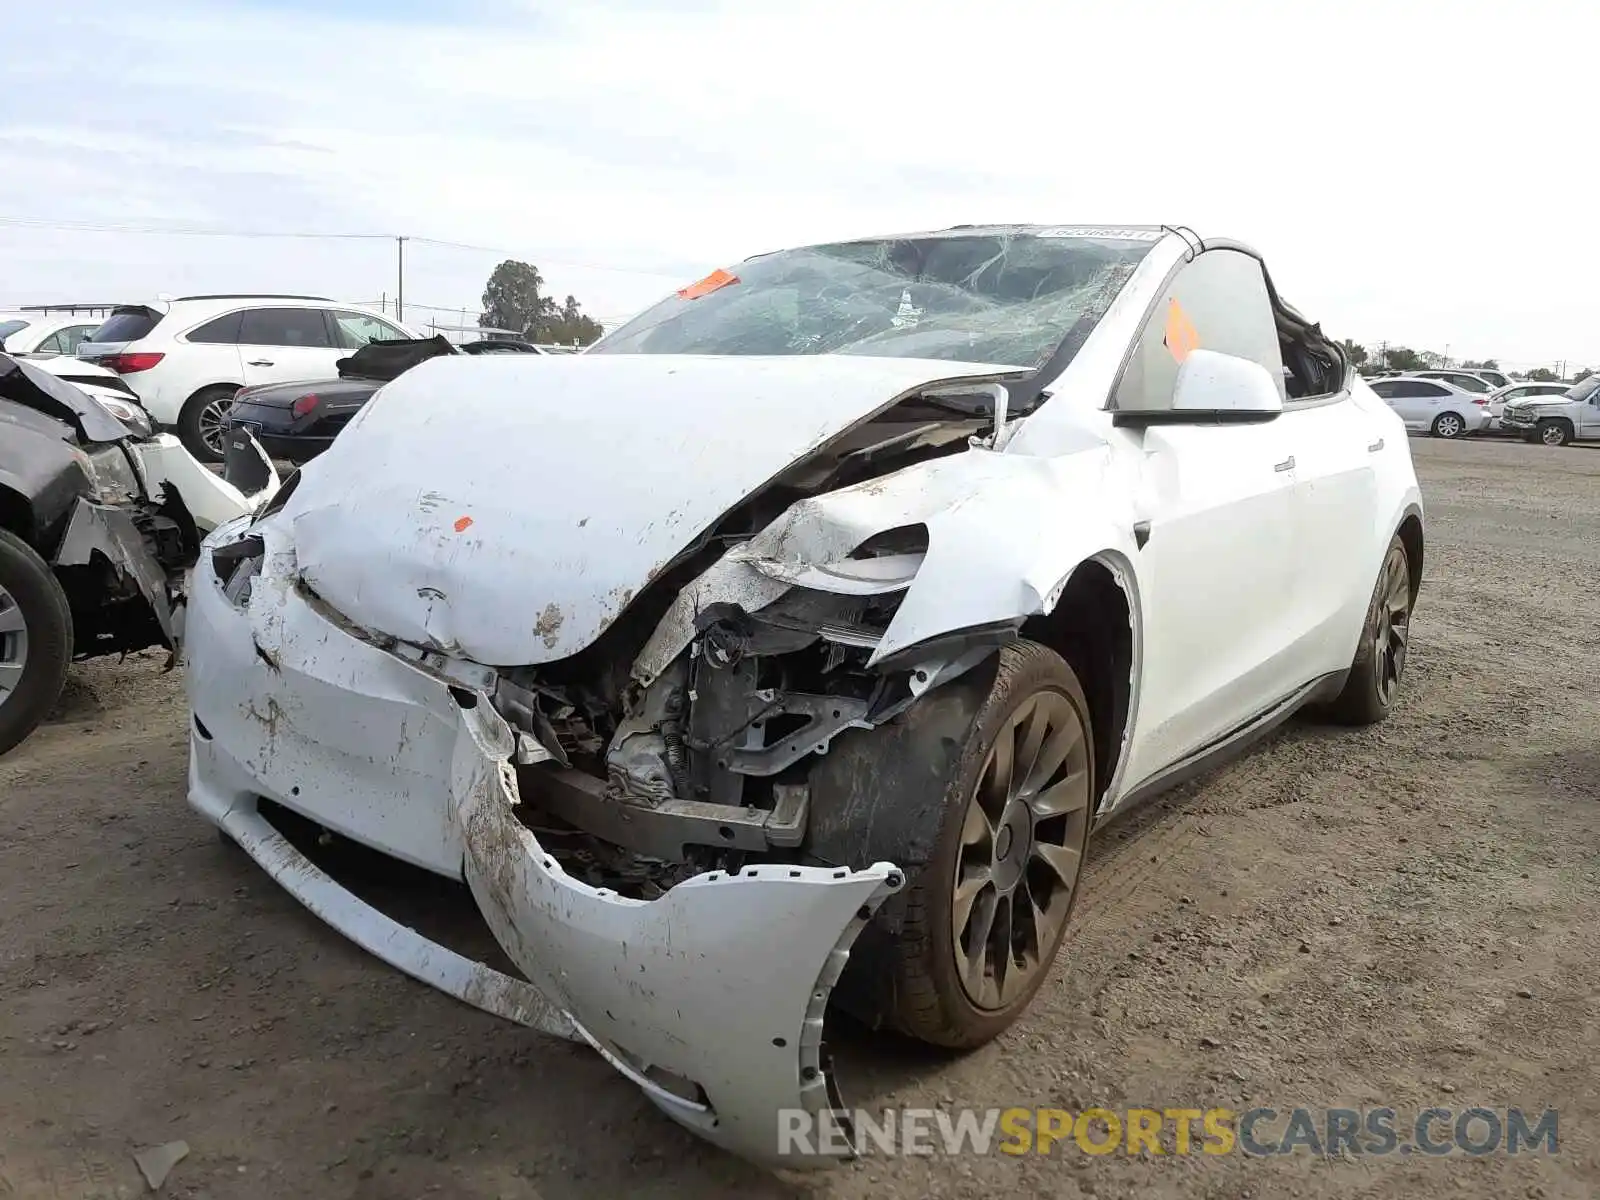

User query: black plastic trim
[1098,670,1347,827]
[1112,408,1281,427]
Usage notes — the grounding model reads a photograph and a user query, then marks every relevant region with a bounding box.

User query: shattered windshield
[590,231,1157,369]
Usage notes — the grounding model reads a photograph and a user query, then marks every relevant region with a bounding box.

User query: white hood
[281,352,1014,665]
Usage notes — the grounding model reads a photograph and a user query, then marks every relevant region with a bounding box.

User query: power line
[0,214,687,279]
[0,215,390,240]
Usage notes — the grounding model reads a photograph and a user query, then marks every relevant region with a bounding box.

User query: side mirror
[1115,348,1284,427]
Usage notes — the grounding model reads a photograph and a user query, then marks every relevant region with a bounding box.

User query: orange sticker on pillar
[1164,297,1201,364]
[677,268,740,300]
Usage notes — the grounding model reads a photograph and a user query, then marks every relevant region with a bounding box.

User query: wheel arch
[0,481,36,543]
[185,379,244,405]
[1021,553,1140,817]
[1396,504,1424,604]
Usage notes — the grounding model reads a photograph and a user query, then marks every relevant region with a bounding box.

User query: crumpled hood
[280,352,1016,665]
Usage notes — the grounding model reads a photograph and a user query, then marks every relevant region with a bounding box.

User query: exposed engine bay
[473,387,1020,898]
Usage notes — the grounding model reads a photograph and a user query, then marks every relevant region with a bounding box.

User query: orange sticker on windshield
[677,268,739,300]
[1164,298,1200,363]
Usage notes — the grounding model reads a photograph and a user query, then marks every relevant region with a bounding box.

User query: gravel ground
[2,437,1597,1200]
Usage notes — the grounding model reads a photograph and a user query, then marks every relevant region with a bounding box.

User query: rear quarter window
[188,312,243,344]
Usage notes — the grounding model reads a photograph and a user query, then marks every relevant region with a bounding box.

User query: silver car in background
[1498,375,1600,445]
[1486,380,1570,430]
[1367,375,1491,438]
[1401,368,1510,393]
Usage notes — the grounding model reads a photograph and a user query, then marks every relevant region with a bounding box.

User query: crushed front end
[180,349,1065,1166]
[187,512,922,1166]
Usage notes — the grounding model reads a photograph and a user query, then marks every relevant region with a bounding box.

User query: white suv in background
[77,295,418,460]
[0,310,105,357]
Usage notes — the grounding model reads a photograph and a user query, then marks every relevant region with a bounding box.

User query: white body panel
[132,435,278,532]
[239,344,342,391]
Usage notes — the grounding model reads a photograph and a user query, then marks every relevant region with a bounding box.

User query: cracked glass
[591,228,1157,369]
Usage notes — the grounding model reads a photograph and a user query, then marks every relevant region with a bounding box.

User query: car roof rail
[174,293,335,302]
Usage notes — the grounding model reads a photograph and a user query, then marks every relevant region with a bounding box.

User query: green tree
[1570,368,1592,383]
[1526,367,1560,382]
[1338,338,1368,367]
[481,260,555,338]
[1385,346,1425,371]
[479,261,605,345]
[1463,358,1500,370]
[543,295,604,346]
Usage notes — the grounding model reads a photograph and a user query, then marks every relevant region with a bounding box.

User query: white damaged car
[186,226,1424,1165]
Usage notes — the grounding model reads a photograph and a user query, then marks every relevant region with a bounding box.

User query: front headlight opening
[849,524,929,559]
[83,444,143,504]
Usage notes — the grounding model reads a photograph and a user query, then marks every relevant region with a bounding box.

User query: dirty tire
[0,529,73,757]
[1431,412,1465,439]
[177,385,239,464]
[1321,534,1412,726]
[1537,418,1572,447]
[884,641,1094,1050]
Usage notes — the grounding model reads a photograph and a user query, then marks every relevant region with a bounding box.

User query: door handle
[247,359,274,367]
[1273,456,1295,473]
[1367,438,1385,452]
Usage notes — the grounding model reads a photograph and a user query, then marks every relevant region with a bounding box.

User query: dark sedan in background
[223,335,543,488]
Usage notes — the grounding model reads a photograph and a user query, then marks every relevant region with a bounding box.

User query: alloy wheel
[1374,545,1411,705]
[1541,424,1567,446]
[0,583,29,709]
[200,398,235,455]
[951,690,1091,1010]
[1436,414,1463,438]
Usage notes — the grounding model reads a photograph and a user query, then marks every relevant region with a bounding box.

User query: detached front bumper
[184,524,901,1167]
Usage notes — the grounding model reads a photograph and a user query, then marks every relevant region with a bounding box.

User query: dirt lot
[2,436,1597,1200]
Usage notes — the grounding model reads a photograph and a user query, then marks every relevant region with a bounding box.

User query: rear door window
[91,306,163,343]
[238,307,336,348]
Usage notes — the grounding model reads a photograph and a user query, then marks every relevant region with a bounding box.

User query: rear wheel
[178,385,240,463]
[0,529,73,757]
[883,641,1094,1049]
[1537,418,1572,447]
[1431,412,1465,439]
[1322,535,1411,726]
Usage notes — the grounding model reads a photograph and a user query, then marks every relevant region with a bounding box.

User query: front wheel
[1537,418,1573,447]
[177,385,241,463]
[882,641,1095,1049]
[1431,412,1466,439]
[0,529,74,757]
[1322,535,1412,726]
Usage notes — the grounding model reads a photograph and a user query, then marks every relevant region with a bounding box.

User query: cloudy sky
[2,0,1592,367]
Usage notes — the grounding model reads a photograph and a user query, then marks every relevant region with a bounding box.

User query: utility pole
[396,236,408,322]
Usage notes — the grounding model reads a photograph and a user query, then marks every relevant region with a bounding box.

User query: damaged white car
[186,225,1424,1165]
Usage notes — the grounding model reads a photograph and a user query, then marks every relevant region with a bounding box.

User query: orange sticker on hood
[1164,297,1200,363]
[677,268,739,300]
[453,516,473,533]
